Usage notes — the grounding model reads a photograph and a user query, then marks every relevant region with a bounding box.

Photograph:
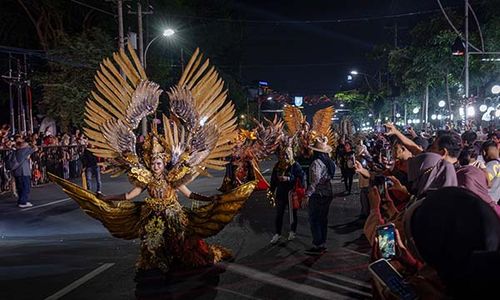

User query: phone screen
[376,224,396,259]
[369,259,417,300]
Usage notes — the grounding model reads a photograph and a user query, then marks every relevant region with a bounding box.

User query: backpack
[4,151,18,171]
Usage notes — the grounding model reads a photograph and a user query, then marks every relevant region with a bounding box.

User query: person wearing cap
[302,137,336,255]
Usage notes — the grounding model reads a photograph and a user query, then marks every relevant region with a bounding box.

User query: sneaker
[287,232,296,241]
[18,202,33,208]
[270,234,281,244]
[305,247,326,255]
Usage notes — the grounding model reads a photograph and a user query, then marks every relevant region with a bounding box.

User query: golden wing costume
[283,105,336,157]
[218,115,284,192]
[49,44,257,273]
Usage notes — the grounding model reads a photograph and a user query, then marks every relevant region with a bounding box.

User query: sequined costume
[219,117,284,192]
[49,44,257,273]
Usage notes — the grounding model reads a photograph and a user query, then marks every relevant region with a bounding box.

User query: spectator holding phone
[7,135,36,208]
[482,140,500,203]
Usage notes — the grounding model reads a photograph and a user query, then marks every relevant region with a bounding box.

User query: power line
[163,7,458,24]
[70,0,116,16]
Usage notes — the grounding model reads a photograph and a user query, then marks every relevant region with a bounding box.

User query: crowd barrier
[0,145,86,193]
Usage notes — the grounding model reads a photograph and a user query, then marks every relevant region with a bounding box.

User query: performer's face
[152,158,165,175]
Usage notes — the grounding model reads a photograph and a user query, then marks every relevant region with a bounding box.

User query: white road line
[21,198,70,211]
[44,263,114,300]
[216,287,264,300]
[297,265,372,289]
[222,263,351,300]
[342,248,370,258]
[309,276,372,298]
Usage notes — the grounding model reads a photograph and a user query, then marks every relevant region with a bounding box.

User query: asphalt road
[0,160,372,300]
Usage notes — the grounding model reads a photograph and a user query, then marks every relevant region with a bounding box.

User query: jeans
[275,196,298,235]
[308,192,333,247]
[15,176,31,205]
[359,187,370,217]
[85,166,102,193]
[343,173,354,193]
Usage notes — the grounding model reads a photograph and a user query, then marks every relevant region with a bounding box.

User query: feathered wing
[311,106,335,138]
[184,180,257,238]
[161,49,239,186]
[83,42,161,180]
[251,115,284,161]
[283,105,305,136]
[48,173,143,240]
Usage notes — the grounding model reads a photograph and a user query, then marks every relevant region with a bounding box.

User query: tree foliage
[33,29,114,131]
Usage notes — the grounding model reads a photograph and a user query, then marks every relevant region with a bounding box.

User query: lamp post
[139,28,175,135]
[143,28,175,69]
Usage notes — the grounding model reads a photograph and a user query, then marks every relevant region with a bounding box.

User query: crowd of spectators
[351,125,500,299]
[0,124,88,193]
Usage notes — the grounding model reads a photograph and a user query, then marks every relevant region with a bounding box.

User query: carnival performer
[49,44,256,273]
[219,117,284,192]
[283,105,336,182]
[268,137,306,244]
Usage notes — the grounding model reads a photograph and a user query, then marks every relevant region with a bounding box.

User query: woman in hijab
[407,152,458,199]
[302,137,336,255]
[408,187,500,299]
[457,165,500,218]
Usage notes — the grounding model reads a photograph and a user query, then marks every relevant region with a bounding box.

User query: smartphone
[368,258,417,300]
[376,223,396,259]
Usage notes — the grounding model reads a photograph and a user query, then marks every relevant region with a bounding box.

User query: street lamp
[413,107,420,114]
[143,28,176,68]
[350,70,359,75]
[438,100,446,108]
[479,104,488,112]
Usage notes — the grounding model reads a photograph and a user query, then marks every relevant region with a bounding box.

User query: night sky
[232,0,464,95]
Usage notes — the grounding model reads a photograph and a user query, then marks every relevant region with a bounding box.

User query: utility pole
[17,59,26,134]
[117,0,125,50]
[425,85,429,126]
[24,54,33,134]
[8,54,15,134]
[128,1,153,136]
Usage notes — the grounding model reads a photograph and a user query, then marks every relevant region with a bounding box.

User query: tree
[34,29,114,131]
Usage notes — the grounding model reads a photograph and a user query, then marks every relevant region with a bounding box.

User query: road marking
[44,263,114,300]
[342,248,370,257]
[21,198,70,211]
[216,287,264,300]
[308,276,372,298]
[222,263,352,300]
[297,265,372,289]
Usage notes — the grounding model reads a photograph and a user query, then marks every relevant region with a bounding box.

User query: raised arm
[177,184,213,202]
[100,186,143,201]
[384,123,423,155]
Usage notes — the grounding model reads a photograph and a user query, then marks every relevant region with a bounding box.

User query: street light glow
[492,85,500,94]
[267,96,273,100]
[350,70,359,75]
[438,100,446,108]
[466,106,475,117]
[163,28,175,37]
[479,104,488,112]
[413,107,420,114]
[437,114,442,120]
[431,114,437,120]
[396,113,401,118]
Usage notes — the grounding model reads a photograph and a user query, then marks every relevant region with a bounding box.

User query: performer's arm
[99,186,143,201]
[178,184,213,202]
